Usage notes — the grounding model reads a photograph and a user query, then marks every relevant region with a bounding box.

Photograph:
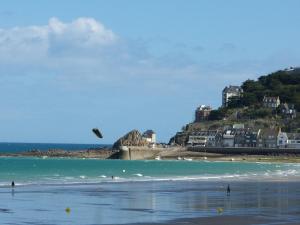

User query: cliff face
[112,130,148,149]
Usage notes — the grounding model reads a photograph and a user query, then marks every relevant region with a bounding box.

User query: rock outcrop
[112,129,148,149]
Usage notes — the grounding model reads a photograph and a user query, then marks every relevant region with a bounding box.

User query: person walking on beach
[227,184,230,196]
[11,181,15,188]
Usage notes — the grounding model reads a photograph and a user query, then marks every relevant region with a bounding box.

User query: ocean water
[1,158,300,224]
[0,142,109,153]
[1,158,300,186]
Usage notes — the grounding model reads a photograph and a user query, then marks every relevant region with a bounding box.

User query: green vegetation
[241,69,300,110]
[208,108,227,120]
[208,68,300,121]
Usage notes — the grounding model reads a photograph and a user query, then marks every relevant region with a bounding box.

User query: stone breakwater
[0,149,119,159]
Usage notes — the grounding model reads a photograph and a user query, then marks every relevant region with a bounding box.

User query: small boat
[183,157,193,161]
[155,156,161,160]
[177,157,182,160]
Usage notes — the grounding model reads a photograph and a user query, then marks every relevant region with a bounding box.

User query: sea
[1,143,300,224]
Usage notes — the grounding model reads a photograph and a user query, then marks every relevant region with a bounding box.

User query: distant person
[111,176,114,180]
[11,181,15,188]
[227,184,230,196]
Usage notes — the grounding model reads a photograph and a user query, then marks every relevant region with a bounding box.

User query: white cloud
[0,17,118,63]
[0,17,200,93]
[0,17,295,96]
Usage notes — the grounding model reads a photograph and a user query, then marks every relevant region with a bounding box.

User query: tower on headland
[195,105,212,122]
[142,130,156,144]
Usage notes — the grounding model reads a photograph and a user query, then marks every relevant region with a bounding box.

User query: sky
[0,0,300,144]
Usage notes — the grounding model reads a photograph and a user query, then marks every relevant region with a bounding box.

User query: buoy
[217,207,223,214]
[65,207,71,214]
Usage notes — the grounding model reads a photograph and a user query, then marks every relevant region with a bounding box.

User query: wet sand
[1,180,300,225]
[129,215,273,225]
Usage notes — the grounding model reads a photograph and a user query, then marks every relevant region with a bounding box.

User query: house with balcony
[244,129,260,147]
[257,128,279,148]
[279,103,297,119]
[263,96,280,109]
[187,130,222,147]
[277,131,288,148]
[222,129,236,147]
[222,85,243,107]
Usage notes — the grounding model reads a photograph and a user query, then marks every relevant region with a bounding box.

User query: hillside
[170,67,300,145]
[229,67,300,110]
[210,67,300,121]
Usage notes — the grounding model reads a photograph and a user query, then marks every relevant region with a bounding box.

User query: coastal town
[171,86,299,149]
[168,67,300,151]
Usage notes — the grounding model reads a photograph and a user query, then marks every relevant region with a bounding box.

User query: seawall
[188,146,300,155]
[119,146,162,160]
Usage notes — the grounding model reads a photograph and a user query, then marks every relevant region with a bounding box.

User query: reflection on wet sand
[0,181,300,224]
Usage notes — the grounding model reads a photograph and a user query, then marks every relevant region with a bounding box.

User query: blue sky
[0,0,300,144]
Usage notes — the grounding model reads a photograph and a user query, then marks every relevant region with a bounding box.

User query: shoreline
[1,148,300,163]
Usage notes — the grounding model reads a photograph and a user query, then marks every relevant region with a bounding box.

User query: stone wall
[118,147,164,160]
[188,146,300,155]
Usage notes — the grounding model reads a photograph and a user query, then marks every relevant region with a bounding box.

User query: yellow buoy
[65,207,71,214]
[217,207,223,214]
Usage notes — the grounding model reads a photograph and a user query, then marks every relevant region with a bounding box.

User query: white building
[222,85,243,107]
[187,135,207,147]
[287,133,300,149]
[277,131,288,148]
[222,129,235,147]
[142,130,156,144]
[187,131,221,147]
[263,96,280,109]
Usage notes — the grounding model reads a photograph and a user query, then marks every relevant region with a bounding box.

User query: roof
[223,85,242,94]
[263,96,280,102]
[189,130,220,136]
[284,67,300,74]
[143,130,155,137]
[259,128,280,138]
[196,105,212,111]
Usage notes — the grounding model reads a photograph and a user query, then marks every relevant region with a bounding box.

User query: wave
[1,169,300,188]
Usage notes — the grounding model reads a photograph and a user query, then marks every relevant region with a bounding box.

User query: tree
[208,109,226,120]
[227,96,243,108]
[241,93,257,106]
